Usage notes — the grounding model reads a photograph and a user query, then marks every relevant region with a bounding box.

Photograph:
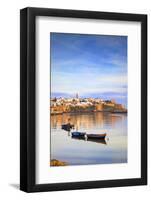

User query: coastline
[51,110,127,115]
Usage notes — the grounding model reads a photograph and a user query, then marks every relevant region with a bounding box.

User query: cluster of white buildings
[51,96,105,107]
[50,94,127,114]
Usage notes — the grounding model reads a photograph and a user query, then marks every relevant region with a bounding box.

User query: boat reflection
[71,136,107,145]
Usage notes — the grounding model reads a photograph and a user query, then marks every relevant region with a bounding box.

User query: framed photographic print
[20,7,147,192]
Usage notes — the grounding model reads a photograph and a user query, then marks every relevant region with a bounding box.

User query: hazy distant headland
[51,94,127,115]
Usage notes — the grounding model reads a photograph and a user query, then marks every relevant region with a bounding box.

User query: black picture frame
[20,7,147,192]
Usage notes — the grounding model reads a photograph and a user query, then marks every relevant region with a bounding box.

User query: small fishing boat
[86,133,106,140]
[71,132,86,138]
[62,123,74,131]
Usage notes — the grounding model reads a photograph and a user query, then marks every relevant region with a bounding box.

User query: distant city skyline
[50,33,127,107]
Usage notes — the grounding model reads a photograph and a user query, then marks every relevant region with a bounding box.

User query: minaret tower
[76,93,79,99]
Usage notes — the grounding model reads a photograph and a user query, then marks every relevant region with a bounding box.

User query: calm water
[50,112,127,166]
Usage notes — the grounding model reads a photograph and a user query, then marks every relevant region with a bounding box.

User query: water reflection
[72,137,107,145]
[50,112,127,166]
[51,113,126,130]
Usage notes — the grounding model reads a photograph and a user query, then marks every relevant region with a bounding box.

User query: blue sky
[50,33,127,107]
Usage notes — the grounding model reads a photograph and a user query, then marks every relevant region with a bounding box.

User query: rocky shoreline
[50,159,68,166]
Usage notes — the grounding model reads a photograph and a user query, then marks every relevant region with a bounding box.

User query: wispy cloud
[50,33,127,106]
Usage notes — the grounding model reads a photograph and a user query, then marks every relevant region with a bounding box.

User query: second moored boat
[71,131,106,140]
